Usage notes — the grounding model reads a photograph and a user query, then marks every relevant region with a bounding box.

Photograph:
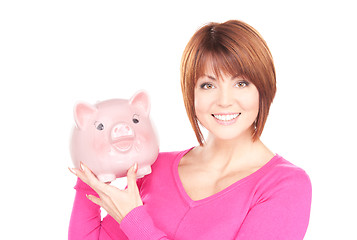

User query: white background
[1,0,356,239]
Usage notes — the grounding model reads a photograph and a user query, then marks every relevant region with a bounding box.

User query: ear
[73,102,98,130]
[129,91,150,116]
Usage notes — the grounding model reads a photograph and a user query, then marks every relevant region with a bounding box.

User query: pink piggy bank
[70,91,159,182]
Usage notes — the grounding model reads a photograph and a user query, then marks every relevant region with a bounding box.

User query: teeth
[213,113,240,121]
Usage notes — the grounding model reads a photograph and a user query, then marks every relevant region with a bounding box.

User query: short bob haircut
[180,20,276,146]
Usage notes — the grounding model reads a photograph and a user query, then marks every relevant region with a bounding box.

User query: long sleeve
[235,170,312,240]
[119,206,172,240]
[68,178,126,240]
[68,178,170,240]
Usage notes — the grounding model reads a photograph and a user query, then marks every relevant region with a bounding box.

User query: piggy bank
[70,91,159,182]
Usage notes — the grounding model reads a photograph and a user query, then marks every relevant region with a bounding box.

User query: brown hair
[180,20,276,145]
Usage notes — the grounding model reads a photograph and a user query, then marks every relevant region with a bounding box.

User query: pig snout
[111,123,135,152]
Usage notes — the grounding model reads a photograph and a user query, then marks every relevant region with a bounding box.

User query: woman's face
[194,68,260,142]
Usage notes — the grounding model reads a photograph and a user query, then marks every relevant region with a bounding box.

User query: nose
[217,88,233,108]
[111,123,134,140]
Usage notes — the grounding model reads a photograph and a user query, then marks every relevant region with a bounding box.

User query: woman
[69,20,312,239]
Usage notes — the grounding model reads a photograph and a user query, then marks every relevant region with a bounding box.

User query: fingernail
[133,163,138,173]
[80,162,85,171]
[68,167,77,175]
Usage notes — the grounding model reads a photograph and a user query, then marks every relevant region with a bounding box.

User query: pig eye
[94,121,104,131]
[132,114,139,124]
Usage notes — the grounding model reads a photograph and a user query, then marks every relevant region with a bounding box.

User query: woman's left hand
[69,162,143,224]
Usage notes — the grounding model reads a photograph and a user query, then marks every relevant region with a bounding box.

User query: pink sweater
[69,149,312,240]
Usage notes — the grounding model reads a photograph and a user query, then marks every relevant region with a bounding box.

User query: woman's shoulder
[271,155,310,178]
[259,154,312,193]
[255,155,312,214]
[156,148,193,162]
[138,148,193,184]
[151,147,194,169]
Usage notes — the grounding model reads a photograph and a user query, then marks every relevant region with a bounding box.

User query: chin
[208,124,256,141]
[210,130,247,142]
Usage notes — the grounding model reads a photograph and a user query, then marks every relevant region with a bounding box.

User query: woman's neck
[196,132,273,171]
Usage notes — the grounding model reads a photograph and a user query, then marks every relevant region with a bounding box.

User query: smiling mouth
[212,113,241,121]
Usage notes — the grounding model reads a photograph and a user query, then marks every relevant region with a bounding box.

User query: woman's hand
[69,162,143,224]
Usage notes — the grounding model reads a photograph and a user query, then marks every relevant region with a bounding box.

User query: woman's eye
[236,81,249,88]
[94,122,104,131]
[200,83,215,89]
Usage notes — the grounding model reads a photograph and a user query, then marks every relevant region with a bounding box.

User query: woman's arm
[235,171,312,240]
[69,163,173,240]
[68,178,125,240]
[119,206,170,240]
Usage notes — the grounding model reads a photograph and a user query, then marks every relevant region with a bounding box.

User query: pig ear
[73,102,98,129]
[129,91,150,116]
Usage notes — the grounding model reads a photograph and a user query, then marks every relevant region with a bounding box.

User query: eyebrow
[203,74,245,81]
[204,74,217,80]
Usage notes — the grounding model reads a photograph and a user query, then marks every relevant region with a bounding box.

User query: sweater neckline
[172,147,281,207]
